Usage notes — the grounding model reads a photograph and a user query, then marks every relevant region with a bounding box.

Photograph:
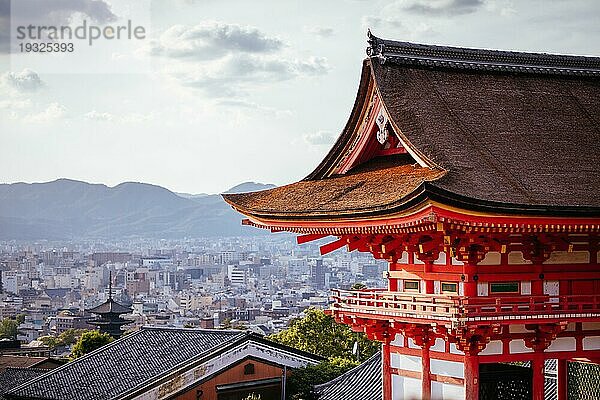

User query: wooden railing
[330,289,600,323]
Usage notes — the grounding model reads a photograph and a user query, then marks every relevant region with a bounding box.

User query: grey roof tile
[314,352,382,400]
[6,327,245,400]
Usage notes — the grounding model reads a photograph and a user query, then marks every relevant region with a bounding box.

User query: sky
[0,0,599,194]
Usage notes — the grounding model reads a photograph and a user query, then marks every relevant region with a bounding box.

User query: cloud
[84,110,114,121]
[0,98,32,110]
[10,0,116,25]
[147,22,284,61]
[304,130,336,145]
[1,0,116,52]
[1,69,44,92]
[24,102,67,123]
[216,99,292,118]
[362,15,404,31]
[174,53,329,96]
[304,26,335,38]
[399,0,484,16]
[149,21,329,98]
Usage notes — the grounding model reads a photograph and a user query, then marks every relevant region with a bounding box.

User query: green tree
[70,331,113,359]
[0,318,19,340]
[57,328,85,347]
[286,357,359,400]
[38,329,87,349]
[268,308,378,361]
[38,335,59,348]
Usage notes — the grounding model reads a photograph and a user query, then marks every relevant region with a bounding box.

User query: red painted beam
[296,234,329,244]
[320,237,348,255]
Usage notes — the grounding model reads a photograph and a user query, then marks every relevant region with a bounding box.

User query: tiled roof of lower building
[6,327,245,400]
[313,352,382,400]
[0,368,47,400]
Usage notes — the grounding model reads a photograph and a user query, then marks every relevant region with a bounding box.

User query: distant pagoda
[87,273,132,338]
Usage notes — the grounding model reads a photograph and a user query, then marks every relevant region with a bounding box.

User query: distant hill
[224,182,276,194]
[0,179,275,240]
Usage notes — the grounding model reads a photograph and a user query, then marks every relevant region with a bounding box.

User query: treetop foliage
[268,307,378,361]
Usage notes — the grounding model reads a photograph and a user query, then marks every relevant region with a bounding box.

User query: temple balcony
[330,289,600,328]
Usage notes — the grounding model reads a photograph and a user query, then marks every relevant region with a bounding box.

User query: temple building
[223,33,600,400]
[87,276,132,338]
[5,328,321,400]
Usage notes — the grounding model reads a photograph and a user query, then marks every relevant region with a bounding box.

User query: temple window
[441,282,458,294]
[489,282,520,294]
[404,280,420,291]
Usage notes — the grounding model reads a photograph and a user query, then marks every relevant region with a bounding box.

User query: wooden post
[532,353,545,400]
[464,355,479,400]
[422,344,431,400]
[463,263,477,297]
[557,358,567,400]
[424,261,434,294]
[383,342,392,400]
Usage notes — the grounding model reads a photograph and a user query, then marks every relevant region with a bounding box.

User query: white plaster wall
[434,252,446,265]
[434,281,441,294]
[508,252,532,265]
[397,251,409,264]
[566,323,576,332]
[391,333,405,347]
[451,258,464,266]
[545,251,589,264]
[431,359,464,379]
[458,282,464,296]
[432,381,465,400]
[430,338,445,352]
[521,281,531,295]
[449,343,464,355]
[545,337,576,352]
[477,282,488,296]
[415,254,425,265]
[391,353,422,372]
[510,339,534,353]
[583,322,600,331]
[479,252,501,265]
[480,340,502,355]
[509,324,533,334]
[583,336,600,350]
[543,280,559,296]
[408,338,420,349]
[392,375,422,400]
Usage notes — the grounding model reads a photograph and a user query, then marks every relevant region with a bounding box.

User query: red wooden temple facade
[223,33,600,400]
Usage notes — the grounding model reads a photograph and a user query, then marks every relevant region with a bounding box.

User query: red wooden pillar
[383,342,392,400]
[388,262,399,291]
[532,263,544,295]
[424,261,434,294]
[557,359,567,400]
[463,263,477,297]
[464,355,479,400]
[532,353,545,400]
[422,344,431,400]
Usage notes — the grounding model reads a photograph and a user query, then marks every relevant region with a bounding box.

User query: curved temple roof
[224,35,600,223]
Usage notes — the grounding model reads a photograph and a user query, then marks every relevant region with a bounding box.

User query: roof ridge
[140,325,247,334]
[366,31,600,76]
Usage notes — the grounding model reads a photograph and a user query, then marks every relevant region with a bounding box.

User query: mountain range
[0,179,276,240]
